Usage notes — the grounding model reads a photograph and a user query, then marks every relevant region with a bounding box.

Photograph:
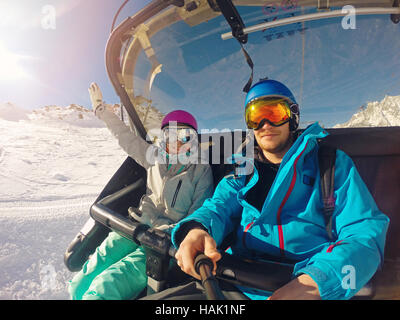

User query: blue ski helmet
[244,79,300,131]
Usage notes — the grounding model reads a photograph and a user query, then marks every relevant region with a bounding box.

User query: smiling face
[166,140,185,154]
[163,125,197,155]
[253,121,293,164]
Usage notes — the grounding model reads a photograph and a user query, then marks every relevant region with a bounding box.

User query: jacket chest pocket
[163,165,198,220]
[163,174,194,218]
[171,180,182,208]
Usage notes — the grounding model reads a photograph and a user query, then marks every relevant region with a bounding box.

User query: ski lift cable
[221,7,400,40]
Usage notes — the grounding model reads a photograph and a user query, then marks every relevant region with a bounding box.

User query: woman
[68,83,213,300]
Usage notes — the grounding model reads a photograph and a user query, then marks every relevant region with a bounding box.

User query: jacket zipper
[242,218,255,248]
[326,240,345,253]
[276,141,309,256]
[171,180,182,208]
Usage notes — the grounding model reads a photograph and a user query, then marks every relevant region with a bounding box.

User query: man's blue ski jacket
[172,122,389,300]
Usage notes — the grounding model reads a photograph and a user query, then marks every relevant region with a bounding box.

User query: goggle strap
[253,118,290,130]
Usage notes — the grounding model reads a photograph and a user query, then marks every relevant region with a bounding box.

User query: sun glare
[0,42,30,81]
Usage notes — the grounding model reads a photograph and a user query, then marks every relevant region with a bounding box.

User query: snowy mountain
[0,101,164,299]
[28,104,106,128]
[129,103,165,131]
[335,94,400,128]
[0,102,30,122]
[0,102,164,129]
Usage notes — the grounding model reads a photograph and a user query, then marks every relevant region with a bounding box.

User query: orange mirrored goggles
[245,98,292,130]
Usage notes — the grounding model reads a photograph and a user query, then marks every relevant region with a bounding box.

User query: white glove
[88,82,104,114]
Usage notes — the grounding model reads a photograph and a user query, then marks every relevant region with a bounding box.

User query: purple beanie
[161,110,198,131]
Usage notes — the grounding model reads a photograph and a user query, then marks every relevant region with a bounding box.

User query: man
[147,79,390,300]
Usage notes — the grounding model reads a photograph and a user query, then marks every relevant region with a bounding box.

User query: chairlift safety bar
[221,7,400,40]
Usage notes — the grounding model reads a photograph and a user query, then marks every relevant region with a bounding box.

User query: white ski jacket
[95,106,214,231]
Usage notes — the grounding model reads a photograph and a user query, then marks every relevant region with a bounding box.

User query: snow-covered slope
[0,102,163,299]
[335,94,400,128]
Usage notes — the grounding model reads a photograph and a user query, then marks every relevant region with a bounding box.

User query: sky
[0,1,399,129]
[132,5,400,129]
[0,0,151,110]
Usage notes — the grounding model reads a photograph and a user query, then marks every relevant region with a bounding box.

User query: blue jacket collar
[228,122,328,174]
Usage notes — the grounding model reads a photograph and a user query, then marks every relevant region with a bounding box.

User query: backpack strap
[318,143,337,241]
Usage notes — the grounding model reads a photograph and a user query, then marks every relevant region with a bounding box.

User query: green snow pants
[68,231,147,300]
